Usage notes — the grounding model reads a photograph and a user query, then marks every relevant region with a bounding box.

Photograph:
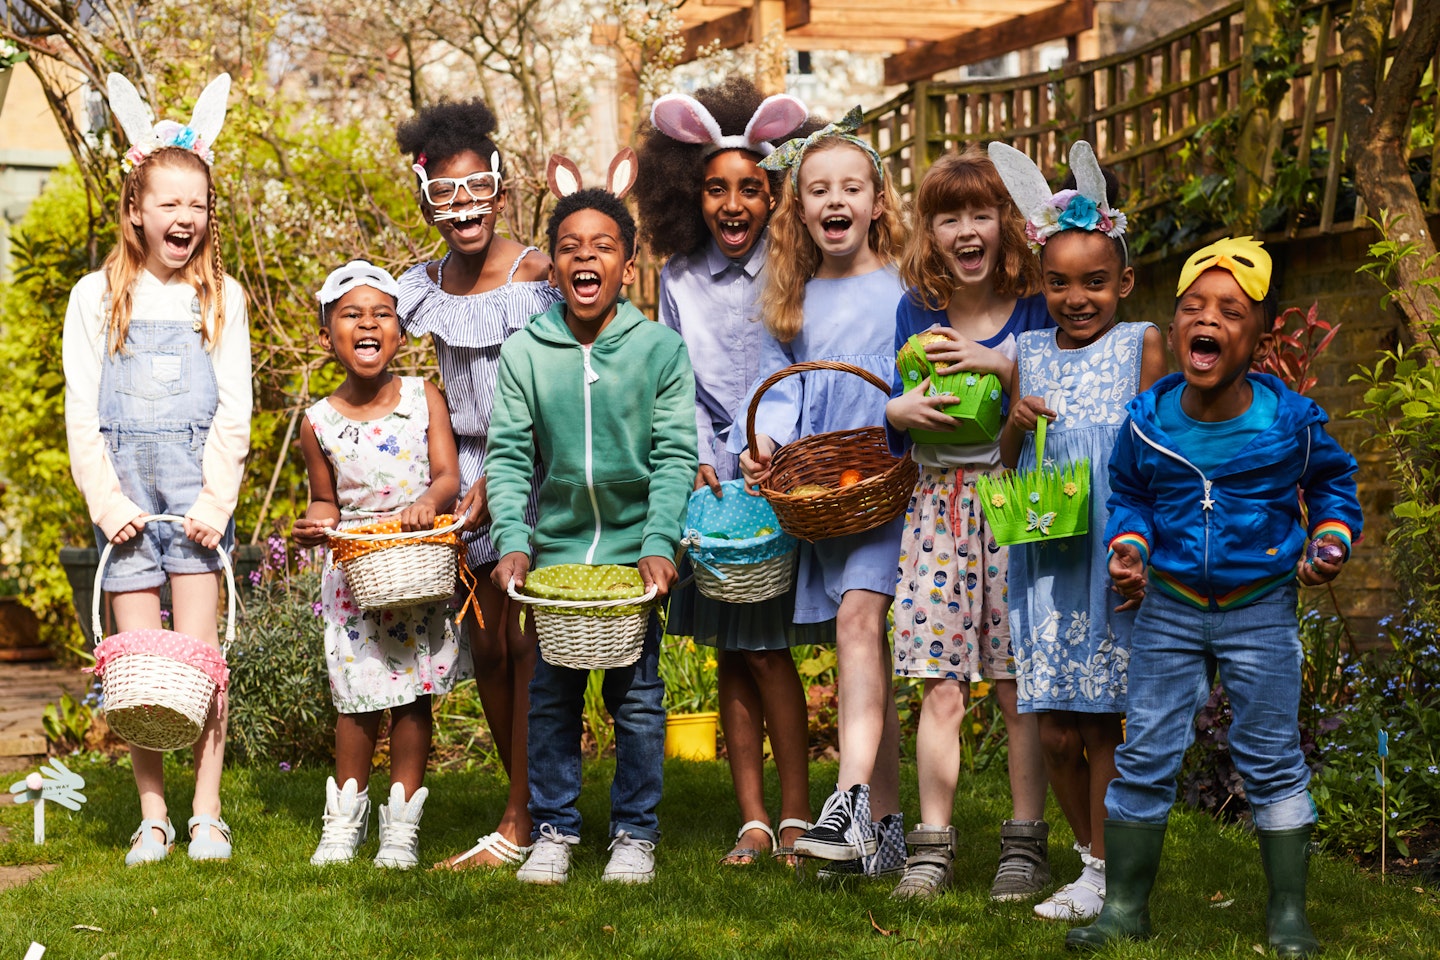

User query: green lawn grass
[2,756,1437,959]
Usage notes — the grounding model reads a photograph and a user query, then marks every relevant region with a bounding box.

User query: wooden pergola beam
[883,0,1093,86]
[677,0,809,61]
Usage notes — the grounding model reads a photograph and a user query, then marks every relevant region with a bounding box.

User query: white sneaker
[1034,855,1106,920]
[311,777,370,865]
[602,829,656,884]
[517,823,580,885]
[373,782,428,870]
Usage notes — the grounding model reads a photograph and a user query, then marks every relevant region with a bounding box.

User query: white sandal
[772,818,811,864]
[721,819,777,866]
[433,831,531,870]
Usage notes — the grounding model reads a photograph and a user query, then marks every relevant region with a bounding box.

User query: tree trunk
[1341,0,1440,358]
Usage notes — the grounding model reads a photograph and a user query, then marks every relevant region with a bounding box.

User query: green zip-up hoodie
[486,298,698,567]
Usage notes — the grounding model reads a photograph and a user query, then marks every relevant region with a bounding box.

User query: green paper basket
[894,333,1004,445]
[973,417,1089,545]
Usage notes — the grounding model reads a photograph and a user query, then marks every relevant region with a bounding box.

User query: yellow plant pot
[664,711,718,761]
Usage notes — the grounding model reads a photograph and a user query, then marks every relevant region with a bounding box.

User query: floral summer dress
[1008,322,1153,714]
[307,377,471,713]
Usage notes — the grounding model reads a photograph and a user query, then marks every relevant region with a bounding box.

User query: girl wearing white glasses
[394,99,562,871]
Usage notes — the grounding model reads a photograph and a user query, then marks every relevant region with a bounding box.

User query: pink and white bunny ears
[987,140,1127,253]
[650,92,809,158]
[546,148,639,200]
[107,73,230,173]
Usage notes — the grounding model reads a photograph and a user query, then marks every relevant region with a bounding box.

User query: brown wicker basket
[745,360,917,542]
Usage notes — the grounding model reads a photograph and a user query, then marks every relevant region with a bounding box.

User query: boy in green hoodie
[487,178,698,886]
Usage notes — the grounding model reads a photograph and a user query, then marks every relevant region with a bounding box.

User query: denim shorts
[95,425,235,592]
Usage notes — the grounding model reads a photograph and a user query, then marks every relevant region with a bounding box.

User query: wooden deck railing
[859,0,1436,253]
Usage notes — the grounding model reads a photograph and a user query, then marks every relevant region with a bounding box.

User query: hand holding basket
[974,417,1090,546]
[327,515,466,611]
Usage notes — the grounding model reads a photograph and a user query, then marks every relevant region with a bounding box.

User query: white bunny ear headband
[650,92,809,158]
[107,73,230,173]
[546,148,639,200]
[987,140,1127,253]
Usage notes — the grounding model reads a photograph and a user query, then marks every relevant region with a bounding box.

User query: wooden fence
[858,0,1437,253]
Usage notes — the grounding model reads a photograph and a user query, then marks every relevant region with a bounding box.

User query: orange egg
[839,469,863,488]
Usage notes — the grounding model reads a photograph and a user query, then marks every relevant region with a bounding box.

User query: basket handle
[505,579,659,609]
[91,514,237,654]
[1035,415,1047,467]
[744,360,894,464]
[325,515,466,543]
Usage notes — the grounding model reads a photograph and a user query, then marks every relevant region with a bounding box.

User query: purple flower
[312,601,323,616]
[278,762,291,772]
[249,570,263,585]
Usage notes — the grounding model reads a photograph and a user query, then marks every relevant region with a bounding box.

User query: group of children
[62,70,1360,956]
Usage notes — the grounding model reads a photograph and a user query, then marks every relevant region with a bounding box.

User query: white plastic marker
[8,758,87,844]
[23,943,46,960]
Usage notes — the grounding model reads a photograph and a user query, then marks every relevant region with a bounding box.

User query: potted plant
[0,39,28,118]
[658,635,719,760]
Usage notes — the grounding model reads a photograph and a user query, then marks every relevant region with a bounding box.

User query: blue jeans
[1107,584,1315,830]
[527,614,665,842]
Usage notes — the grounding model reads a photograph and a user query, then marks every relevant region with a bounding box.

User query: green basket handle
[1035,415,1047,466]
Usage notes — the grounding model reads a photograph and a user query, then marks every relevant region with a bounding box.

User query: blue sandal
[126,818,175,867]
[188,815,233,862]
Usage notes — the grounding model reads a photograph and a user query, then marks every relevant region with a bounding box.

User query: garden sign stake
[7,758,87,844]
[22,944,45,960]
[1377,729,1388,875]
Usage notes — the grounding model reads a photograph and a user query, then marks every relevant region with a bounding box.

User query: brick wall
[1127,226,1417,646]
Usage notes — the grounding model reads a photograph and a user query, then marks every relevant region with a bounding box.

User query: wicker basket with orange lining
[745,360,917,542]
[326,514,467,611]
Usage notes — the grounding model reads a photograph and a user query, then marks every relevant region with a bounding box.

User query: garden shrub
[224,541,335,768]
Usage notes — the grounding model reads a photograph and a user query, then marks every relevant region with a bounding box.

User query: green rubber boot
[1258,826,1320,958]
[1065,820,1167,952]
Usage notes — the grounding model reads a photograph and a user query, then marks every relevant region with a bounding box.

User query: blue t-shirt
[1156,379,1279,476]
[887,291,1052,467]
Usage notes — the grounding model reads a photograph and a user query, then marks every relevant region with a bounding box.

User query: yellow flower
[972,722,984,735]
[990,493,1007,508]
[704,656,717,671]
[684,639,697,654]
[972,681,991,698]
[1063,482,1079,497]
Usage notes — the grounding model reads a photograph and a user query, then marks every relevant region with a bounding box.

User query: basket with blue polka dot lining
[895,332,1004,445]
[973,417,1089,545]
[682,479,797,603]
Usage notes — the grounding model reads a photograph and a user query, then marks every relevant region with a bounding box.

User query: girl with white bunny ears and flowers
[63,72,252,866]
[989,139,1166,922]
[634,77,821,870]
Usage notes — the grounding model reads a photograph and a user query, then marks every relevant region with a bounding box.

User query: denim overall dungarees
[96,294,232,592]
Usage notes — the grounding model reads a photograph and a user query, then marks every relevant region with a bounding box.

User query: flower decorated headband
[758,106,882,186]
[1176,236,1272,301]
[107,73,230,173]
[546,148,639,200]
[316,260,400,307]
[650,92,809,158]
[987,140,1127,253]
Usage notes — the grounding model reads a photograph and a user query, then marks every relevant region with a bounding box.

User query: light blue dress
[727,265,908,624]
[1009,321,1154,714]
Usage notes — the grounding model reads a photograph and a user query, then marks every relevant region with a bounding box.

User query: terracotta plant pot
[664,711,719,761]
[0,595,42,657]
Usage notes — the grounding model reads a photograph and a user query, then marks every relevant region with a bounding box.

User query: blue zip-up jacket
[1104,372,1362,610]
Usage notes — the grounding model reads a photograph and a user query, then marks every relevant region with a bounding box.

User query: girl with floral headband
[989,140,1166,922]
[394,99,563,871]
[735,107,910,880]
[634,76,820,869]
[64,73,252,866]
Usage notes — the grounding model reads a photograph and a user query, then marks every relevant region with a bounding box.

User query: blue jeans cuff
[611,822,659,843]
[1253,791,1316,831]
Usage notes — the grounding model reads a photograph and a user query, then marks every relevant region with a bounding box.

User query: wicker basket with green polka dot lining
[507,564,658,669]
[974,417,1089,545]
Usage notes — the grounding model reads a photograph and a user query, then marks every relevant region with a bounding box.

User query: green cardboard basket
[895,333,1004,445]
[974,417,1089,545]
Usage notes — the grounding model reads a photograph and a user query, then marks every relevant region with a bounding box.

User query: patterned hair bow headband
[759,106,882,186]
[650,92,809,158]
[987,140,1127,254]
[107,73,230,173]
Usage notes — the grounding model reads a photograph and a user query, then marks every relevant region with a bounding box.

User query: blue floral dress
[307,377,471,713]
[1009,322,1153,714]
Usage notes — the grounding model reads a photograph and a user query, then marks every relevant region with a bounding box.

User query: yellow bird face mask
[1176,236,1272,302]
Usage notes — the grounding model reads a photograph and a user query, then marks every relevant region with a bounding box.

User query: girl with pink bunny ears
[634,79,821,869]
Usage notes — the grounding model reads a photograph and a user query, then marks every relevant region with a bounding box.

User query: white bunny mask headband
[987,140,1127,254]
[650,92,809,158]
[107,73,230,173]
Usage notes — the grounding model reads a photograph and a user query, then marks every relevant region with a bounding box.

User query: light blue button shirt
[658,236,769,482]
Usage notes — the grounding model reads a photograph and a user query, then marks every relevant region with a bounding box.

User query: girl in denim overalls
[63,74,252,866]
